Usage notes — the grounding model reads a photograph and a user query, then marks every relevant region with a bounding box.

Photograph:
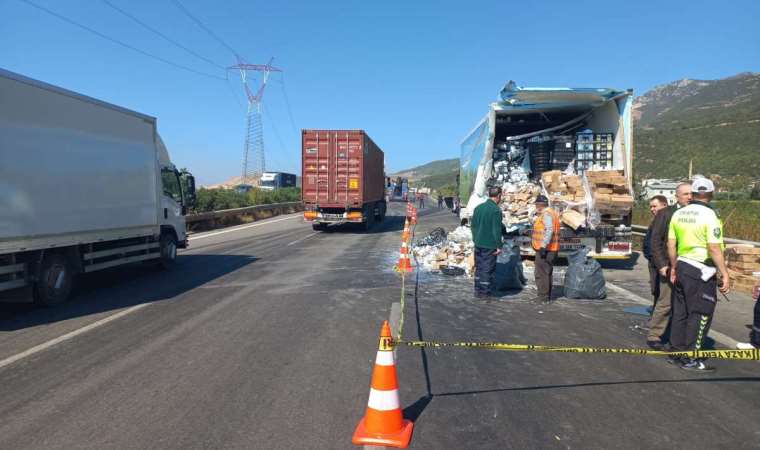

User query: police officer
[667,178,730,372]
[471,186,503,299]
[532,195,560,303]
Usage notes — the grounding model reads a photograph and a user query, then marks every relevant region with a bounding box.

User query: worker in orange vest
[532,195,560,302]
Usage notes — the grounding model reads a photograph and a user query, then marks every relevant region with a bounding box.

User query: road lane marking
[189,214,301,241]
[0,303,150,370]
[606,281,739,348]
[285,232,319,247]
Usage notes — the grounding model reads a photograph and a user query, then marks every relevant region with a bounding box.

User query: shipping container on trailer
[301,130,386,231]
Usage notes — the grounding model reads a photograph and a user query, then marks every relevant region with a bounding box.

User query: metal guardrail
[631,224,760,247]
[186,202,302,224]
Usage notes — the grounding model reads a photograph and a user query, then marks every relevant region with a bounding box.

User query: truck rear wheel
[34,253,73,306]
[159,233,178,268]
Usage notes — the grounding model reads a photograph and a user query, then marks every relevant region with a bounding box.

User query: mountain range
[634,72,760,182]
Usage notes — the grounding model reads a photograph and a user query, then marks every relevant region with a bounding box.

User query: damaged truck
[459,82,635,259]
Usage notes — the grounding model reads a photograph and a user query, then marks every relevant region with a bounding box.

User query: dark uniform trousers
[474,247,497,297]
[751,298,760,347]
[535,251,557,299]
[671,261,717,353]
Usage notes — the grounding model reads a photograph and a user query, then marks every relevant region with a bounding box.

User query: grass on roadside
[633,200,760,242]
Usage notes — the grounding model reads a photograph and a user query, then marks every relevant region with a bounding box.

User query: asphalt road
[0,205,758,449]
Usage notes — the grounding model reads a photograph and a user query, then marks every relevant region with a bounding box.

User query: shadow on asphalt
[0,254,257,331]
[320,208,452,235]
[430,376,760,397]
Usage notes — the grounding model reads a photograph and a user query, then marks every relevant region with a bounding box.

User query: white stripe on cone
[367,388,401,411]
[375,351,395,366]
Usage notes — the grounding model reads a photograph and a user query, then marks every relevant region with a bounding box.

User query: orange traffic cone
[396,240,412,273]
[401,218,411,242]
[352,321,414,448]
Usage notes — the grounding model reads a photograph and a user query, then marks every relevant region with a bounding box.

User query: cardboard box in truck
[0,68,196,305]
[301,130,386,231]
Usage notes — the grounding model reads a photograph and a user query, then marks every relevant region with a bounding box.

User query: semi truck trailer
[0,68,196,305]
[301,129,386,231]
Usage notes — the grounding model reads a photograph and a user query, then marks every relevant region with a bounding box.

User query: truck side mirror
[179,170,197,209]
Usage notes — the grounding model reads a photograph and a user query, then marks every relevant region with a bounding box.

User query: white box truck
[0,69,196,305]
[459,82,634,259]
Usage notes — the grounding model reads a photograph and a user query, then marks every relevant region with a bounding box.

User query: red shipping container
[302,130,386,229]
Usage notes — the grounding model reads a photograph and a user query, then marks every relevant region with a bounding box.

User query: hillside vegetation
[634,72,760,180]
[391,158,459,193]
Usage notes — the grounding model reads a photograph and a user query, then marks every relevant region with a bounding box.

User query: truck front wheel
[159,233,178,268]
[34,253,73,306]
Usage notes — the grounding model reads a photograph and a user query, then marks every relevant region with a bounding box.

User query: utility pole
[688,159,693,179]
[229,57,282,184]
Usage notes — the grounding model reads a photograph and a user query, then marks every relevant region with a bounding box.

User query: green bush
[195,187,301,213]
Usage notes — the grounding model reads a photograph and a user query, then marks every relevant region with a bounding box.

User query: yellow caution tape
[396,340,760,361]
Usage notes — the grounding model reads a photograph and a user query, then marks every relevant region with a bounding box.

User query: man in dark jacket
[647,182,691,349]
[471,186,503,299]
[645,195,669,348]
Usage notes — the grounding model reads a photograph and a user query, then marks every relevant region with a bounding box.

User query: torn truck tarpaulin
[498,82,627,108]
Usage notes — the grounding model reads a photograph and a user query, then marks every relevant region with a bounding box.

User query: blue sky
[2,0,759,185]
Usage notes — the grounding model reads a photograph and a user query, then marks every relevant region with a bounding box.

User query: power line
[278,73,299,135]
[101,0,225,70]
[225,76,244,111]
[170,0,239,58]
[261,102,290,171]
[18,0,227,81]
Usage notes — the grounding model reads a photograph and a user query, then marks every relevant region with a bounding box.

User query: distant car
[235,184,254,193]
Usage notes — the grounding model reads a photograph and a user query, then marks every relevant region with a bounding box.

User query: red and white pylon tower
[229,57,282,184]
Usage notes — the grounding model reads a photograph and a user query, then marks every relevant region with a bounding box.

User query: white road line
[606,282,740,348]
[285,232,319,247]
[0,303,150,370]
[189,215,301,241]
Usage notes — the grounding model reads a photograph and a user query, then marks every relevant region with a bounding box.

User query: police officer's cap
[691,178,715,193]
[535,194,549,204]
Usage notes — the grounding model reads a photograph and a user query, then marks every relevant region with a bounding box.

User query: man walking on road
[418,192,425,209]
[532,195,560,303]
[471,186,503,299]
[646,183,692,350]
[668,178,729,372]
[437,194,444,209]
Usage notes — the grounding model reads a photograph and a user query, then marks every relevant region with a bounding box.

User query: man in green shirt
[667,178,730,372]
[471,186,503,299]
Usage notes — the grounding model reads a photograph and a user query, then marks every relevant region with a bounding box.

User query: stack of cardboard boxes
[541,170,587,203]
[726,245,760,294]
[500,183,542,226]
[586,169,634,215]
[540,170,588,230]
